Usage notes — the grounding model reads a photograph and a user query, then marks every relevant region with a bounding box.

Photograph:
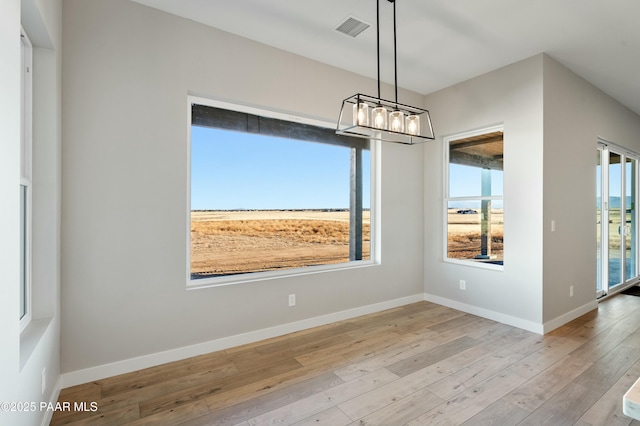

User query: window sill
[20,317,53,370]
[188,260,379,290]
[443,257,504,271]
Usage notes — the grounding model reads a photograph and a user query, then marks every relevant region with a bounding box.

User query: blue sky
[191,126,370,210]
[191,126,505,211]
[449,164,503,198]
[596,161,634,208]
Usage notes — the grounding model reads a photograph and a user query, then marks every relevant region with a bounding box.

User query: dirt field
[191,209,503,277]
[190,210,371,277]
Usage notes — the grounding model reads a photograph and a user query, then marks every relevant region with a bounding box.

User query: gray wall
[58,0,640,383]
[542,56,640,322]
[423,55,545,329]
[61,0,425,376]
[423,53,640,330]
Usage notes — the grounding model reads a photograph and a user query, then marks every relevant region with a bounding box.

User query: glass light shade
[352,102,369,126]
[371,106,388,129]
[389,110,405,133]
[337,94,435,143]
[405,114,420,136]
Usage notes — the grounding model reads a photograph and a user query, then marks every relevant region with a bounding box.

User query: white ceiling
[131,0,640,115]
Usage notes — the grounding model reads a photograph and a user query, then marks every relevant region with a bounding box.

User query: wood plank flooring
[51,294,640,425]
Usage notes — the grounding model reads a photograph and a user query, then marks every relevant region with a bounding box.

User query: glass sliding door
[609,151,622,288]
[625,156,637,281]
[597,143,639,297]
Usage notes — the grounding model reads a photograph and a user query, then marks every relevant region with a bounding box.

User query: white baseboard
[60,294,424,389]
[423,292,545,334]
[41,376,62,426]
[542,300,598,333]
[423,293,598,335]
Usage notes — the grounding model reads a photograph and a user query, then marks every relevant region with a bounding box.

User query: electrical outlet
[569,285,574,297]
[41,368,46,395]
[460,280,466,290]
[288,294,296,307]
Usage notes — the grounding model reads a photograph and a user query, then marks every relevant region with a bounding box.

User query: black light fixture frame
[336,0,435,144]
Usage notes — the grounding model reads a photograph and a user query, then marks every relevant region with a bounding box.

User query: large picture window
[188,98,375,285]
[445,126,504,268]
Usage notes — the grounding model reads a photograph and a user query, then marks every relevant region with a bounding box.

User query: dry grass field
[191,210,370,277]
[447,209,504,260]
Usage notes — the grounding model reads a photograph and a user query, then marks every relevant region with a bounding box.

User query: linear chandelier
[336,0,435,145]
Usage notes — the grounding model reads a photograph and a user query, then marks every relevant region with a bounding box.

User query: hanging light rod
[336,0,435,145]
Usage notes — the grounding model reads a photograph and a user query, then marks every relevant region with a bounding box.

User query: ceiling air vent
[335,16,370,38]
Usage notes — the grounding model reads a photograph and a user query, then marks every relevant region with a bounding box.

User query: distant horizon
[597,195,633,209]
[191,127,506,211]
[191,207,371,212]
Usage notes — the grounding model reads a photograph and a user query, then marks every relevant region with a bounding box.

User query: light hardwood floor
[52,294,640,425]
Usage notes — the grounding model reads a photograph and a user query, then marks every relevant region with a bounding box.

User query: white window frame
[186,95,380,289]
[443,124,504,271]
[20,28,33,331]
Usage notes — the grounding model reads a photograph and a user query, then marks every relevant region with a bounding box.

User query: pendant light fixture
[336,0,435,144]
